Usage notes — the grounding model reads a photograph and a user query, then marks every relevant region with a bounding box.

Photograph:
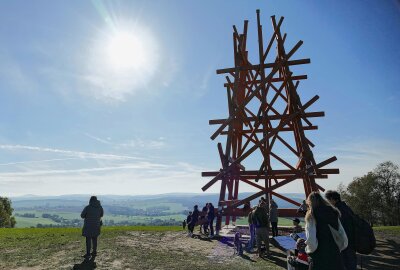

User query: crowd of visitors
[185,202,215,238]
[77,189,364,270]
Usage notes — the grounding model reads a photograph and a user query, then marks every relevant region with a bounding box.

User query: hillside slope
[0,226,398,269]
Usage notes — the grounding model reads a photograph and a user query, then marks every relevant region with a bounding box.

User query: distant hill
[11,192,305,209]
[10,193,305,228]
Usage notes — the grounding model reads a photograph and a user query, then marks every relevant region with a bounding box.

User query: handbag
[328,219,348,252]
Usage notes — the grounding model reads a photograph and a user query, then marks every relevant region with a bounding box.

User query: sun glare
[107,31,148,70]
[86,25,160,101]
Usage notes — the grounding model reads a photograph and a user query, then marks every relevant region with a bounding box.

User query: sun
[106,30,149,71]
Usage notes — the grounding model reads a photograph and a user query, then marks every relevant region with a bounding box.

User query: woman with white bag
[305,192,348,270]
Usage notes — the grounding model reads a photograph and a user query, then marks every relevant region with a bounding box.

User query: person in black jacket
[325,190,356,270]
[81,196,104,259]
[188,205,199,237]
[305,192,345,270]
[207,203,215,238]
[186,211,192,236]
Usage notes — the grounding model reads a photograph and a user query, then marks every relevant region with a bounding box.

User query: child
[234,232,243,256]
[182,219,186,230]
[292,218,302,233]
[287,238,309,270]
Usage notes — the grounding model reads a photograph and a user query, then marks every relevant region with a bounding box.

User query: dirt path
[69,231,283,270]
[356,231,400,270]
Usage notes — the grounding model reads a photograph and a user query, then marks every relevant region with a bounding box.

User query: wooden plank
[230,174,299,208]
[315,156,337,169]
[240,177,301,206]
[220,126,318,134]
[216,59,310,74]
[209,112,324,125]
[223,75,307,87]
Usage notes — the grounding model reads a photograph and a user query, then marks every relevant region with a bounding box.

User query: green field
[14,209,186,228]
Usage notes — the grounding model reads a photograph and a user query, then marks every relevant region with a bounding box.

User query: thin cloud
[84,133,166,149]
[0,158,80,166]
[0,144,142,161]
[0,162,169,178]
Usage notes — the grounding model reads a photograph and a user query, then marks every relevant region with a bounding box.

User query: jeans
[208,217,214,236]
[341,247,357,270]
[271,221,278,237]
[247,224,255,250]
[85,236,98,256]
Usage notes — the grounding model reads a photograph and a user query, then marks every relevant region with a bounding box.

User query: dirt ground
[1,228,399,269]
[70,231,285,270]
[70,231,400,270]
[357,231,400,270]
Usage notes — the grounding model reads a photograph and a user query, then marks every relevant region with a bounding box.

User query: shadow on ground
[195,234,287,268]
[72,256,97,270]
[357,236,400,270]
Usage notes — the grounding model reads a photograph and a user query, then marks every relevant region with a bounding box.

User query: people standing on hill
[201,204,209,234]
[188,205,199,237]
[292,218,303,233]
[252,199,270,258]
[246,206,256,252]
[207,202,215,238]
[81,196,104,259]
[297,200,307,215]
[305,192,346,270]
[325,190,356,270]
[269,198,279,237]
[186,211,192,236]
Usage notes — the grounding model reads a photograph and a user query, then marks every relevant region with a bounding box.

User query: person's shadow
[72,256,97,270]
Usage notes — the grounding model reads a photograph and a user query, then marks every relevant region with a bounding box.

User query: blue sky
[0,0,399,196]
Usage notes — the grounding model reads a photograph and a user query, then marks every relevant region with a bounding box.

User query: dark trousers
[271,222,278,237]
[203,220,208,233]
[188,223,195,233]
[85,236,98,255]
[208,217,214,236]
[341,247,357,270]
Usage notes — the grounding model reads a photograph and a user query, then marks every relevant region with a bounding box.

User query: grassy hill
[0,226,399,269]
[0,226,286,270]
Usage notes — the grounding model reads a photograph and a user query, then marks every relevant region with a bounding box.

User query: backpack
[353,214,376,254]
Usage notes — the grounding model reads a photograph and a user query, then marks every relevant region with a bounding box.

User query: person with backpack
[325,190,356,270]
[252,199,270,258]
[304,192,347,270]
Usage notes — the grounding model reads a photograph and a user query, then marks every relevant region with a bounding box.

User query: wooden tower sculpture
[202,10,339,232]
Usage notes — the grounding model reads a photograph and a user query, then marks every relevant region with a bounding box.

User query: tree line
[338,161,400,226]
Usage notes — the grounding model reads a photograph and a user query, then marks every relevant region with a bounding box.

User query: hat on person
[293,218,300,223]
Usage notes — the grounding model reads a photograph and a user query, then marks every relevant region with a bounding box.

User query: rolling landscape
[11,193,305,228]
[0,0,399,269]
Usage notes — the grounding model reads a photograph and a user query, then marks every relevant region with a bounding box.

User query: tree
[341,172,380,226]
[373,161,400,225]
[339,161,400,226]
[0,197,16,228]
